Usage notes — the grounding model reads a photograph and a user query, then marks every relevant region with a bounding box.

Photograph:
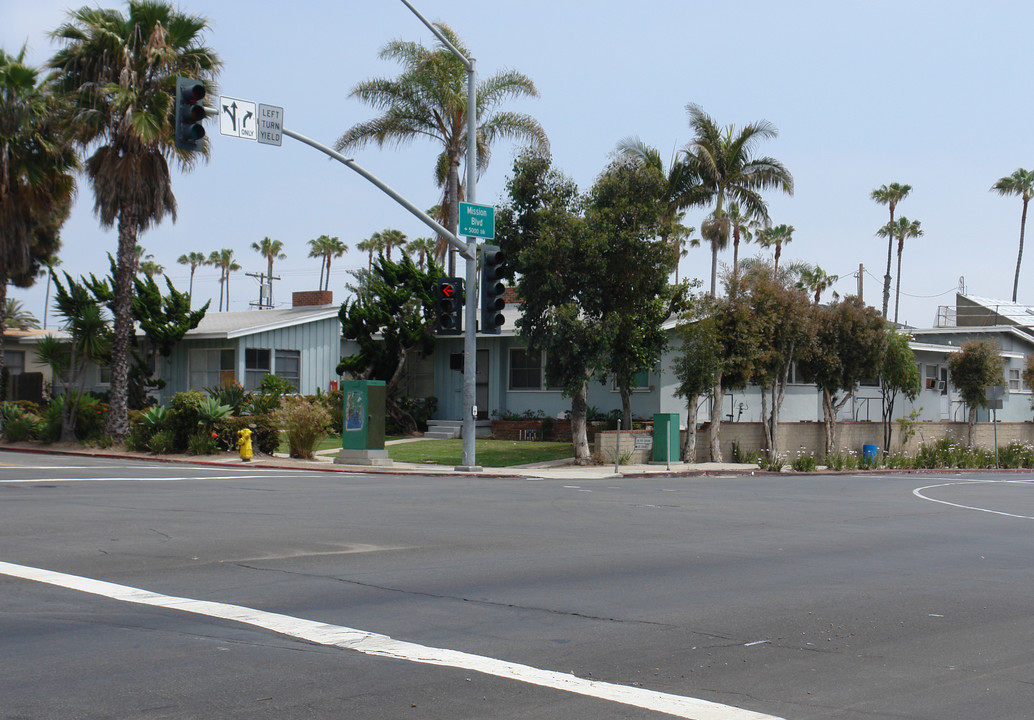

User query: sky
[2,0,1033,330]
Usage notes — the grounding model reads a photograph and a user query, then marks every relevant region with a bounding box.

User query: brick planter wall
[491,418,609,443]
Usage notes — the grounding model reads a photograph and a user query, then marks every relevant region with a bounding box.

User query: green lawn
[387,439,573,467]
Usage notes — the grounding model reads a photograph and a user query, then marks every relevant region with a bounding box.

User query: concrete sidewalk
[0,441,761,479]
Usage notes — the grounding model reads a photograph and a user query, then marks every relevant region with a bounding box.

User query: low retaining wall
[591,421,1034,463]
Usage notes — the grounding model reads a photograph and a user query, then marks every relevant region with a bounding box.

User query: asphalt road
[3,451,1034,719]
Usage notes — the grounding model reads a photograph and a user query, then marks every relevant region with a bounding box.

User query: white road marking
[913,479,1034,520]
[0,560,785,720]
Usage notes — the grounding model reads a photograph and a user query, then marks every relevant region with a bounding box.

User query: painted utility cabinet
[652,413,680,463]
[336,380,391,466]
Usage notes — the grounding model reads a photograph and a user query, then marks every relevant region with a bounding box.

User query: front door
[476,349,489,420]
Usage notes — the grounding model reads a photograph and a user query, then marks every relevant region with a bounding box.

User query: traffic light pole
[401,0,480,471]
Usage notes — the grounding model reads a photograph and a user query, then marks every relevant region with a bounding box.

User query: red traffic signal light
[436,277,463,335]
[175,77,207,152]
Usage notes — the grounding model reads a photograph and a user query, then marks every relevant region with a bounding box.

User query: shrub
[999,441,1034,468]
[148,429,176,454]
[272,395,331,459]
[206,382,250,414]
[791,451,818,473]
[825,450,858,472]
[187,431,220,455]
[3,412,40,442]
[166,391,204,450]
[731,441,759,464]
[219,414,280,456]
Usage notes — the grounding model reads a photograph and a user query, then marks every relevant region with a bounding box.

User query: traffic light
[435,277,463,335]
[480,244,506,334]
[175,77,207,152]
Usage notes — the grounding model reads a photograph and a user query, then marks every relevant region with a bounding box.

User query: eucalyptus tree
[335,24,548,275]
[991,169,1034,302]
[494,150,605,463]
[870,182,912,318]
[250,236,285,304]
[877,216,923,325]
[682,104,793,297]
[49,1,220,440]
[176,251,206,304]
[0,46,76,374]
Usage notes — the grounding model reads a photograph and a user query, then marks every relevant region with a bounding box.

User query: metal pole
[281,129,471,259]
[458,59,479,470]
[614,414,621,475]
[399,0,479,470]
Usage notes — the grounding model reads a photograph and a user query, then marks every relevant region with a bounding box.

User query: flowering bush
[272,395,332,459]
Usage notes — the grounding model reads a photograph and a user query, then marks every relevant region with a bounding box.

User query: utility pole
[858,263,864,302]
[247,271,279,309]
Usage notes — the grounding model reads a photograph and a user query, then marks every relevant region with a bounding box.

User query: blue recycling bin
[862,444,878,462]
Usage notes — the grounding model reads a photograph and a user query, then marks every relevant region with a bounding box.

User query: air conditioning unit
[937,380,947,391]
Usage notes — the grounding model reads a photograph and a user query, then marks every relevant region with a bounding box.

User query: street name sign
[459,202,495,239]
[257,104,284,146]
[219,96,257,140]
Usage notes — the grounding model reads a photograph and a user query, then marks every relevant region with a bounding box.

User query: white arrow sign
[219,96,257,140]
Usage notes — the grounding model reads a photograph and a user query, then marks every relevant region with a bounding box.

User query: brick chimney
[293,290,333,307]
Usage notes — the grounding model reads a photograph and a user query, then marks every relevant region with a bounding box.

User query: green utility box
[336,380,391,466]
[652,413,680,463]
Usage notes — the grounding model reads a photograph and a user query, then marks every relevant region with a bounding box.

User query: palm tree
[797,265,840,303]
[378,228,407,261]
[870,182,912,318]
[756,223,795,277]
[176,250,206,304]
[357,232,386,271]
[49,2,220,439]
[682,104,794,296]
[335,24,548,276]
[4,298,40,329]
[0,46,76,376]
[307,235,348,291]
[878,216,923,324]
[250,236,285,306]
[40,256,62,329]
[208,248,240,312]
[991,169,1034,303]
[407,236,438,271]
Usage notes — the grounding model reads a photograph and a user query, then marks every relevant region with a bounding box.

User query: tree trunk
[683,393,699,463]
[708,379,723,462]
[893,236,904,324]
[620,384,632,430]
[1013,197,1028,303]
[0,277,7,403]
[571,380,591,465]
[967,405,977,448]
[447,151,461,277]
[882,206,895,319]
[105,214,137,441]
[760,387,772,460]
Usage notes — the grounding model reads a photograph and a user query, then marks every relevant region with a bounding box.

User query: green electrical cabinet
[652,413,681,464]
[335,380,392,466]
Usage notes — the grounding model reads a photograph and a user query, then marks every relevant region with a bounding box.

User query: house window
[190,349,235,389]
[245,348,271,390]
[98,365,111,385]
[925,364,939,390]
[1009,367,1023,392]
[275,349,300,391]
[613,369,651,391]
[6,351,24,377]
[509,348,542,390]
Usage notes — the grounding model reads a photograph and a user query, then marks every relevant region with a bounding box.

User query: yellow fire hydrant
[237,427,253,462]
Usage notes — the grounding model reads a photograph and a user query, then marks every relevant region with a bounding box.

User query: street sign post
[459,201,495,239]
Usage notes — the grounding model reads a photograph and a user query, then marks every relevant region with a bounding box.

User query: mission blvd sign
[459,202,495,239]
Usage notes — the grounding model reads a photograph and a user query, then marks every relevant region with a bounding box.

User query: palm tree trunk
[0,277,7,401]
[710,243,719,297]
[893,236,904,324]
[882,207,895,318]
[447,152,461,277]
[105,214,137,441]
[1013,198,1029,302]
